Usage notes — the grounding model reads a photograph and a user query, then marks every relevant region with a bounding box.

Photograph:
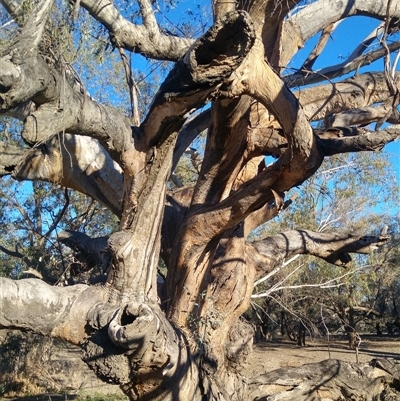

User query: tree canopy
[0,0,399,400]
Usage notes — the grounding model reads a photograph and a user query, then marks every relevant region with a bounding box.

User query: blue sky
[136,9,400,210]
[287,15,400,191]
[287,14,399,218]
[132,9,399,189]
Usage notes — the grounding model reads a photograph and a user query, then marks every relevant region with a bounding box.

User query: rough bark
[0,0,399,400]
[248,358,400,401]
[251,229,390,275]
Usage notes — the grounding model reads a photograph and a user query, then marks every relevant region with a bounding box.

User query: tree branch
[0,0,54,49]
[172,109,210,171]
[142,11,256,147]
[302,22,340,71]
[319,127,400,156]
[180,39,323,239]
[4,134,123,216]
[58,230,110,273]
[298,72,400,123]
[251,229,390,277]
[0,277,106,344]
[244,193,298,237]
[1,35,132,163]
[76,0,194,60]
[287,40,400,88]
[44,188,69,238]
[279,0,400,68]
[326,99,400,128]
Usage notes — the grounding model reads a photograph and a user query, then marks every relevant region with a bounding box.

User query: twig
[117,46,141,126]
[320,306,331,359]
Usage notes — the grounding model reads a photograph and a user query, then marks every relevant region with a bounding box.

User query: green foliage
[250,151,400,341]
[252,151,398,239]
[0,176,118,281]
[0,116,119,280]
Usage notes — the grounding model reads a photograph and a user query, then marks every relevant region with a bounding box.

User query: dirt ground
[1,334,398,400]
[245,335,400,379]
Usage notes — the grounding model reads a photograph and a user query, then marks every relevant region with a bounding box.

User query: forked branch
[250,229,390,277]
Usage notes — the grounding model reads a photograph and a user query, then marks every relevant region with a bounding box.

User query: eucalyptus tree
[250,152,399,346]
[0,117,118,282]
[1,0,400,400]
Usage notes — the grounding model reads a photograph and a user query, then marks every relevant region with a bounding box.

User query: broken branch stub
[143,11,255,146]
[184,11,255,86]
[108,302,156,350]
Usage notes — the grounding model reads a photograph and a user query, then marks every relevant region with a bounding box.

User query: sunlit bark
[0,0,399,400]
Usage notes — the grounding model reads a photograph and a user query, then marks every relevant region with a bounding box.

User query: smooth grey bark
[278,0,400,68]
[0,1,400,400]
[0,277,105,344]
[78,0,194,60]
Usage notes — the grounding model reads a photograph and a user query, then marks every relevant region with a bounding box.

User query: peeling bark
[248,358,400,401]
[0,1,399,400]
[251,229,390,276]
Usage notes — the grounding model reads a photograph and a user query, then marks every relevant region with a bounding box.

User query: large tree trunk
[1,0,400,400]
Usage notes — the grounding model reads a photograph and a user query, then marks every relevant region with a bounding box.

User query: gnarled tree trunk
[0,0,399,400]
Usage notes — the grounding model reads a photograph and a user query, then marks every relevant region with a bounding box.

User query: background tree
[0,116,119,283]
[0,0,399,400]
[250,152,399,347]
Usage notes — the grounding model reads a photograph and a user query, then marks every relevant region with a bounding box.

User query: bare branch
[172,109,210,171]
[117,46,140,127]
[19,0,54,49]
[6,134,123,216]
[287,40,400,88]
[302,22,341,71]
[279,0,400,68]
[0,0,54,49]
[381,0,399,97]
[319,127,400,156]
[252,266,362,298]
[297,72,400,123]
[24,267,44,279]
[0,243,26,260]
[77,0,193,60]
[0,277,106,344]
[43,188,69,238]
[0,187,36,232]
[251,229,390,277]
[326,101,400,127]
[244,193,298,237]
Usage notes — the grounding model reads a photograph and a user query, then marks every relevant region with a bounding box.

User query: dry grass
[0,374,47,398]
